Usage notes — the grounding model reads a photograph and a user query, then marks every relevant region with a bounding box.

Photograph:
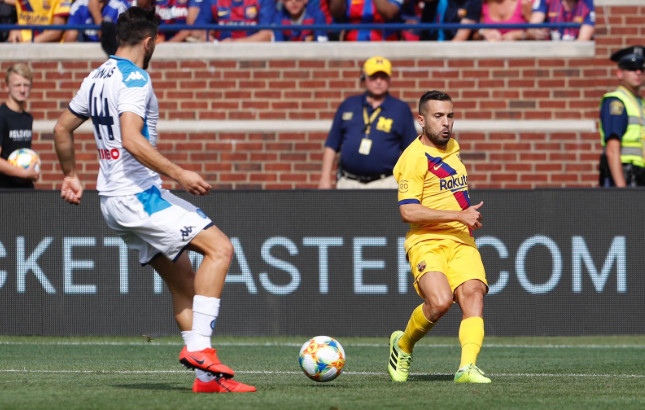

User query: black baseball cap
[610,45,645,70]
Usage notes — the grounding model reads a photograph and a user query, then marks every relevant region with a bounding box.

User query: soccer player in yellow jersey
[388,90,491,384]
[9,0,71,43]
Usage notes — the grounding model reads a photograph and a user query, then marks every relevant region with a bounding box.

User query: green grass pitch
[1,335,644,409]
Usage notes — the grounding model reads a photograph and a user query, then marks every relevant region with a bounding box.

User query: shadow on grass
[411,374,454,382]
[113,383,187,392]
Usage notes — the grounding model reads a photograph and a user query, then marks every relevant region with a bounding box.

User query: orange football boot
[193,377,256,393]
[179,347,235,377]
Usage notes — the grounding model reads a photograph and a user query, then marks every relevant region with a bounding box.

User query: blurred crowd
[0,0,594,44]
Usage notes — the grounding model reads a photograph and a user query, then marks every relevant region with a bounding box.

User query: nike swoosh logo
[433,165,441,170]
[189,355,205,365]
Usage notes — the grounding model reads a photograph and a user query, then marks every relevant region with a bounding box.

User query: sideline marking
[0,369,644,378]
[1,341,645,349]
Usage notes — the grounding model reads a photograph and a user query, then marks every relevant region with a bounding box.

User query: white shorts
[100,186,213,264]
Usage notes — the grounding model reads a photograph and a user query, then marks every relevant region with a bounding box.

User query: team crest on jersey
[417,261,426,273]
[245,6,257,19]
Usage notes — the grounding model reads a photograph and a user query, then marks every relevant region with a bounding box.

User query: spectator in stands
[0,63,38,189]
[87,0,157,53]
[175,1,203,42]
[0,0,17,42]
[274,0,328,42]
[400,0,424,41]
[155,0,193,42]
[526,0,594,41]
[192,0,275,42]
[476,0,532,41]
[315,0,332,24]
[329,0,404,41]
[420,0,482,41]
[598,45,645,187]
[9,0,71,42]
[63,0,129,43]
[318,56,417,189]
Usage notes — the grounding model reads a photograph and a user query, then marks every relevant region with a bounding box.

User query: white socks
[189,295,221,351]
[181,295,222,382]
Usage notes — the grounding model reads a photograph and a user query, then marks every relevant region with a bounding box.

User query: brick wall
[2,1,644,190]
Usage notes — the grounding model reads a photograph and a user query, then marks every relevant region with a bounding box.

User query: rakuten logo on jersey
[439,174,468,191]
[98,148,120,160]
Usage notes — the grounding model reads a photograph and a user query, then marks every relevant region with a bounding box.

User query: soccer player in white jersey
[52,7,255,394]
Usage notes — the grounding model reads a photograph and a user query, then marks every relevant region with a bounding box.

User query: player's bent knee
[190,226,234,261]
[461,280,487,299]
[426,296,452,317]
[215,237,234,262]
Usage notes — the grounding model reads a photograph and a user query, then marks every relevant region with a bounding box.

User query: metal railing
[0,22,583,42]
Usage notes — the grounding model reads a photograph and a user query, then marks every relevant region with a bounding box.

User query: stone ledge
[1,41,594,62]
[595,0,641,5]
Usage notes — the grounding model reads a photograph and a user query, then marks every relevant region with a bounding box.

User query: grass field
[1,335,644,409]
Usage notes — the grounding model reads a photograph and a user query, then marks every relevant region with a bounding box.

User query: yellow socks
[398,304,435,354]
[458,316,484,369]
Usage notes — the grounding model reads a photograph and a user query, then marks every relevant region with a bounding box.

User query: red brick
[26,5,645,190]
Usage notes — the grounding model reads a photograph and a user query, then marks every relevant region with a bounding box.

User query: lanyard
[362,107,381,139]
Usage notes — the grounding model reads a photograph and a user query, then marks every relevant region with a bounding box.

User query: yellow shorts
[408,239,487,297]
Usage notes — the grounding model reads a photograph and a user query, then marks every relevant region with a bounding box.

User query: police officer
[318,56,417,189]
[599,45,645,187]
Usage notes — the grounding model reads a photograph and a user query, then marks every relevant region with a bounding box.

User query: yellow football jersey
[15,0,71,42]
[394,137,475,253]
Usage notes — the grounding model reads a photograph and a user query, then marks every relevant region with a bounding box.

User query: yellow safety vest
[599,86,645,167]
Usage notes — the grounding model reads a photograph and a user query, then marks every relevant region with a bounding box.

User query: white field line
[0,369,644,378]
[1,341,645,349]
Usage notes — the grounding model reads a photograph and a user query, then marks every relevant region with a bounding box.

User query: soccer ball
[298,336,346,382]
[8,148,40,173]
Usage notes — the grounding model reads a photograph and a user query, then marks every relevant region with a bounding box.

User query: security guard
[318,56,417,189]
[599,45,645,187]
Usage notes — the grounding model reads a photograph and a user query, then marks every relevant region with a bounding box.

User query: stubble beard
[425,127,451,148]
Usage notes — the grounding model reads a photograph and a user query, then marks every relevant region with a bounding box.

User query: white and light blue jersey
[69,57,161,197]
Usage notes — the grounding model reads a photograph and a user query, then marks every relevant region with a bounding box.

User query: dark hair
[116,7,159,48]
[418,90,452,116]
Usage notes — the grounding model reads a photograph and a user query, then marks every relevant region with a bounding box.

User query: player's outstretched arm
[120,112,212,195]
[54,109,87,204]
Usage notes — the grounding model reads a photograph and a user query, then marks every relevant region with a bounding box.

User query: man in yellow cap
[318,56,417,189]
[599,45,645,187]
